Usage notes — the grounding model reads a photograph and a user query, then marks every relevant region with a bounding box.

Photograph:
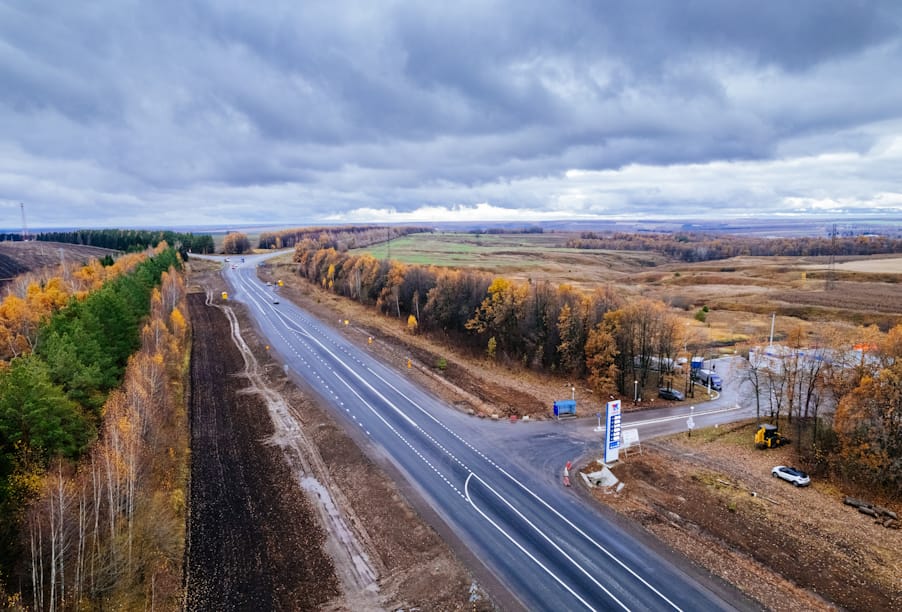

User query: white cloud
[1,1,901,229]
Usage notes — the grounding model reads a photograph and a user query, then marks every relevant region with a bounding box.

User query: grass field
[358,232,668,286]
[353,231,902,346]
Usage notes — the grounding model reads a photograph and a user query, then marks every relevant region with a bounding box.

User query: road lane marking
[465,474,607,612]
[627,405,739,428]
[285,303,682,609]
[229,270,683,610]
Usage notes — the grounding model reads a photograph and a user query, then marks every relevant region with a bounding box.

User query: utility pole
[826,223,837,291]
[386,225,391,261]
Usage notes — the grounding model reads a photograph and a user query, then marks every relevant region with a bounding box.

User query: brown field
[593,422,901,611]
[802,256,902,274]
[185,262,491,610]
[0,240,118,287]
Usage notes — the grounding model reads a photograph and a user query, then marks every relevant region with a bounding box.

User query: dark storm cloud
[0,0,900,227]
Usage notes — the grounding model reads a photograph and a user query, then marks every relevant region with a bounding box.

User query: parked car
[771,466,810,487]
[658,388,685,401]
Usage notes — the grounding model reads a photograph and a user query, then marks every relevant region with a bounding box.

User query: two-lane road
[214,254,749,611]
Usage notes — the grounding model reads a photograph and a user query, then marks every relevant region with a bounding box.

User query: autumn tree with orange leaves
[833,324,902,497]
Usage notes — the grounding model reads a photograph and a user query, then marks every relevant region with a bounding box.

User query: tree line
[0,245,184,607]
[259,225,431,251]
[221,232,252,255]
[566,231,902,262]
[294,245,686,399]
[36,229,214,259]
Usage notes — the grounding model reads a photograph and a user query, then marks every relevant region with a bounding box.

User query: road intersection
[204,252,754,611]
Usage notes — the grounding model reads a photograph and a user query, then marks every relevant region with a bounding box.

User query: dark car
[658,388,685,401]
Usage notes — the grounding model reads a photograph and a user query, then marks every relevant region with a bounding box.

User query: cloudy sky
[2,1,901,229]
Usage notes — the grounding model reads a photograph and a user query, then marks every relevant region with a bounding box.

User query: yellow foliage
[73,260,106,292]
[150,287,163,316]
[170,488,185,514]
[487,277,512,295]
[169,307,187,340]
[0,295,39,359]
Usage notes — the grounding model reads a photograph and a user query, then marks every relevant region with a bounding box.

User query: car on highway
[658,388,685,401]
[771,465,810,487]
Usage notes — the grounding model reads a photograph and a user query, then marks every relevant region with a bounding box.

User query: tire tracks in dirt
[200,290,383,610]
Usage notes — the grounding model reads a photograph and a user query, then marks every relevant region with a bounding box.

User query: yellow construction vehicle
[755,423,790,449]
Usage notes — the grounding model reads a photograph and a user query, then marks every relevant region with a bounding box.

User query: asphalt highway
[214,253,751,611]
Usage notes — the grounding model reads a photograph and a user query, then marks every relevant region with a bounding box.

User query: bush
[668,295,692,311]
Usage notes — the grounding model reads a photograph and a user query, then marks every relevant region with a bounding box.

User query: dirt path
[213,291,383,609]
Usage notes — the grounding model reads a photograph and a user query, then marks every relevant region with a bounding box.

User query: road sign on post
[603,400,622,464]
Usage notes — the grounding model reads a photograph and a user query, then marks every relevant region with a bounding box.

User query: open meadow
[361,232,669,286]
[355,232,902,345]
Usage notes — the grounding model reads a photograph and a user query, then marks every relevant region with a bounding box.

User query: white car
[771,466,810,487]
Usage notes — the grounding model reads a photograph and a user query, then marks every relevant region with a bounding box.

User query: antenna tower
[20,202,28,241]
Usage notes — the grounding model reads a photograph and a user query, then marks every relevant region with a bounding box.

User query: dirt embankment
[587,423,901,611]
[185,263,490,610]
